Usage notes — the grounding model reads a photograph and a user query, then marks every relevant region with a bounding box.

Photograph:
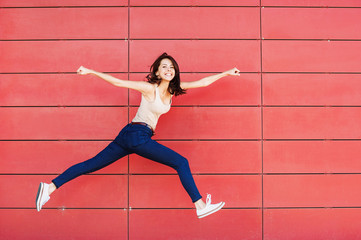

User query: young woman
[36,52,240,218]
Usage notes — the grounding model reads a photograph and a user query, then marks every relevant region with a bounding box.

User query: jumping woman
[36,52,240,218]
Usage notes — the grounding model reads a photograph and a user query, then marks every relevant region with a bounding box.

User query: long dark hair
[146,52,186,96]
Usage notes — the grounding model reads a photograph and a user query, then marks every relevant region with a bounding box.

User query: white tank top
[132,86,171,130]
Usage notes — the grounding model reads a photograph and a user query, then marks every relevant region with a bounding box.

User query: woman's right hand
[77,66,93,75]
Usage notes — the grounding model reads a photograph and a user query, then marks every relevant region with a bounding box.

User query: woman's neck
[158,80,170,95]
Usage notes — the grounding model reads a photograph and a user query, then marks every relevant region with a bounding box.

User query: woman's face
[156,58,176,82]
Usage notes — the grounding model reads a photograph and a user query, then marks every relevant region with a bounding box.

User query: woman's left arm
[180,67,240,90]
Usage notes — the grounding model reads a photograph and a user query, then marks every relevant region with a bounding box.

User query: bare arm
[181,67,240,90]
[77,66,153,95]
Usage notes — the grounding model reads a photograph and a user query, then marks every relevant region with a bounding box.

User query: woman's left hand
[224,67,241,76]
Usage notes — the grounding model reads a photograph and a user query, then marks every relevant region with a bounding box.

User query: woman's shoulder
[141,83,157,102]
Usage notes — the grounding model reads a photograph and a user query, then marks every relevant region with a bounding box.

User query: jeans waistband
[131,122,155,135]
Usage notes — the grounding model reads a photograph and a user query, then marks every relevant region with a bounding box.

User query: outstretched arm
[180,67,240,90]
[77,66,153,95]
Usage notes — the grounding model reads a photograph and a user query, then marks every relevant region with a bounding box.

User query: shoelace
[206,193,212,206]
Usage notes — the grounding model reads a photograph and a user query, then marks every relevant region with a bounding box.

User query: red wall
[1,1,361,239]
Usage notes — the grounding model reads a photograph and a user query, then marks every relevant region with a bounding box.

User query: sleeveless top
[132,86,172,130]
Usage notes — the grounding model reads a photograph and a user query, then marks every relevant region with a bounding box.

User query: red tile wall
[1,1,360,240]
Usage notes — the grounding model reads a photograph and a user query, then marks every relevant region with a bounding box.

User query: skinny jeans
[52,123,202,203]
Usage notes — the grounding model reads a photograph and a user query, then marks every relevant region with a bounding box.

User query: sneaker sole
[198,202,225,219]
[36,182,44,212]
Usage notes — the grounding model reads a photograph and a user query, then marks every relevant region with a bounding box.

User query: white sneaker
[36,182,50,212]
[196,194,225,219]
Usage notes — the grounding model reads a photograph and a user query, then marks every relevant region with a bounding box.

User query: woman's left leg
[133,139,202,203]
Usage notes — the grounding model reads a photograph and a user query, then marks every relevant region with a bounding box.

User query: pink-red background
[1,1,361,239]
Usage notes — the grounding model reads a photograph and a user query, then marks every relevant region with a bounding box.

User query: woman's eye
[162,65,174,69]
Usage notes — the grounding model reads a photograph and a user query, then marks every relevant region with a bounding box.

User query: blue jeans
[52,123,202,203]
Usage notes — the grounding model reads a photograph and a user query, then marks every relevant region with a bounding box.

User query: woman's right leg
[37,141,130,211]
[51,141,130,189]
[37,140,130,211]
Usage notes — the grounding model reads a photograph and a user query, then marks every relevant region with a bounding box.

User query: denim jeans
[52,123,202,203]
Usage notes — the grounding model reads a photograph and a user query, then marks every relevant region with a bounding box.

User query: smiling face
[156,58,176,82]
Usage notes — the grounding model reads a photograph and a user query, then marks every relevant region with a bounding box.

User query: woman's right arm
[77,66,153,95]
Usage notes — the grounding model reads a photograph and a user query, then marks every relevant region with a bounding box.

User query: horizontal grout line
[243,105,356,108]
[128,6,258,8]
[130,206,361,210]
[0,105,128,108]
[0,6,261,9]
[128,207,260,210]
[0,71,248,74]
[0,173,261,176]
[0,71,249,74]
[0,173,125,176]
[0,39,130,41]
[0,105,260,108]
[262,6,361,9]
[3,105,361,108]
[271,71,360,74]
[0,139,113,142]
[2,38,361,42]
[0,6,127,9]
[1,71,361,75]
[262,173,361,175]
[127,172,361,175]
[1,5,361,9]
[262,105,361,108]
[0,39,261,41]
[2,173,361,176]
[3,139,361,141]
[264,139,361,141]
[263,39,361,41]
[1,206,361,210]
[3,173,259,175]
[130,173,260,176]
[0,139,262,142]
[263,206,361,209]
[0,138,263,141]
[0,207,260,210]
